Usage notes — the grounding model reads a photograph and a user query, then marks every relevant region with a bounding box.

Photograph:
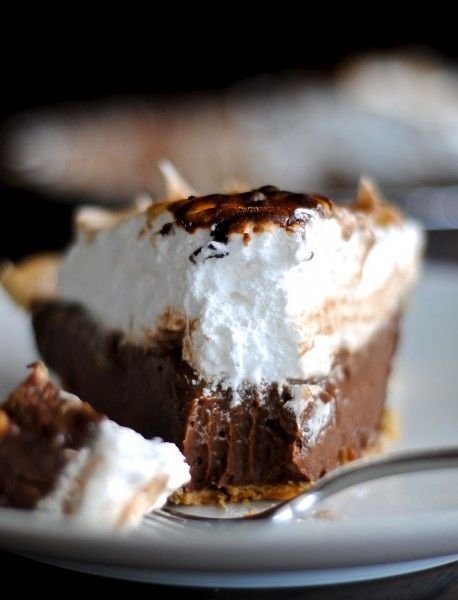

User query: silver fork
[150,447,458,525]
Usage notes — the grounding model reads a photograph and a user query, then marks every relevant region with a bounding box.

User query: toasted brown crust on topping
[146,186,333,241]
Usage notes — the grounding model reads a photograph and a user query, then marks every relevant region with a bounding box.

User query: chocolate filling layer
[33,302,399,497]
[0,363,102,508]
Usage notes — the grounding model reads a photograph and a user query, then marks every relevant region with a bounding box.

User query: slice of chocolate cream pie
[0,362,189,526]
[3,169,423,503]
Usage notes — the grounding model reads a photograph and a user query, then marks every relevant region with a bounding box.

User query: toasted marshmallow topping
[59,181,423,391]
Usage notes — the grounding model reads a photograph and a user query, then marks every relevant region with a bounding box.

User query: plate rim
[20,553,457,588]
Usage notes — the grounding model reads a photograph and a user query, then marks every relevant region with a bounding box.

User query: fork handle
[269,447,458,522]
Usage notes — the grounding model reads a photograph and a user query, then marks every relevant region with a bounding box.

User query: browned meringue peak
[158,159,255,202]
[353,177,403,226]
[0,253,60,310]
[75,194,152,241]
[158,159,197,200]
[75,161,195,240]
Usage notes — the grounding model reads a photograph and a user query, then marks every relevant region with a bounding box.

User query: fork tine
[142,508,192,531]
[151,503,283,523]
[144,446,458,526]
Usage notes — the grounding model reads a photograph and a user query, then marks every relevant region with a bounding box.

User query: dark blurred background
[1,25,457,261]
[4,30,457,112]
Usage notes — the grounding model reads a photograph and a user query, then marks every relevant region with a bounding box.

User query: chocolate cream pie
[0,362,189,526]
[3,171,424,504]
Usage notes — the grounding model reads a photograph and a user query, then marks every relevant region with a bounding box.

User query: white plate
[0,262,457,588]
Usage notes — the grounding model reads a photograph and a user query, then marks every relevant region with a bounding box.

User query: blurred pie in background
[3,51,458,203]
